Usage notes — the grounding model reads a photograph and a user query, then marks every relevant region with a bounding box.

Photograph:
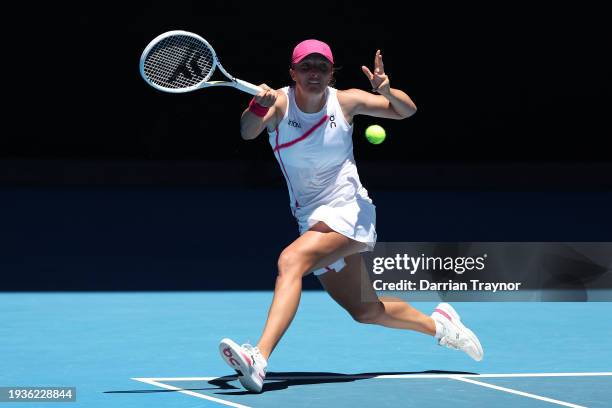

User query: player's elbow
[239,122,261,140]
[240,128,258,140]
[398,104,417,119]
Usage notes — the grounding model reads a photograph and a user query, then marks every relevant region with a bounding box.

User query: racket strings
[143,35,215,89]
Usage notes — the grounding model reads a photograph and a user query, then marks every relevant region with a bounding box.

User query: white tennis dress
[267,86,377,275]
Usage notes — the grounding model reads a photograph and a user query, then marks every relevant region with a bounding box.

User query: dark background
[6,1,610,164]
[2,2,611,290]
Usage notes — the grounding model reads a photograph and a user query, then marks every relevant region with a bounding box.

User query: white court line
[132,377,251,408]
[452,376,586,408]
[379,372,612,379]
[132,372,612,407]
[138,372,612,381]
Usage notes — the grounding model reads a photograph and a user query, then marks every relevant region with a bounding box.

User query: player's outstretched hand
[361,50,390,96]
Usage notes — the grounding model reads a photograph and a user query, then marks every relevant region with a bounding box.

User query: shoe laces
[439,327,471,351]
[242,343,265,363]
[439,335,460,350]
[435,318,463,350]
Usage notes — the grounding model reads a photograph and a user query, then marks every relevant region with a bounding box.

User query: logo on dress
[287,119,302,128]
[329,114,336,128]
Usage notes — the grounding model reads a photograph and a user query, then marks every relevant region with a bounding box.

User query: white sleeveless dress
[267,86,377,275]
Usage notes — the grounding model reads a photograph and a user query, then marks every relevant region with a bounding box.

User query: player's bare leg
[256,222,366,360]
[318,253,436,335]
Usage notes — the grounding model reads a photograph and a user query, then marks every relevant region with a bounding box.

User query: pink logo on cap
[291,39,334,65]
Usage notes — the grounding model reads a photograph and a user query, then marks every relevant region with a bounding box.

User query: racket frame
[140,30,262,95]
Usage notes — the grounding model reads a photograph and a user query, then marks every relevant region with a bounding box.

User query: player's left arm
[341,50,417,120]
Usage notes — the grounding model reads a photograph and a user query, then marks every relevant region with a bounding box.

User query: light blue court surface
[2,292,611,407]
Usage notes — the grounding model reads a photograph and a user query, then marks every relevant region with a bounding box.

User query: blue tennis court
[2,292,611,407]
[2,188,612,407]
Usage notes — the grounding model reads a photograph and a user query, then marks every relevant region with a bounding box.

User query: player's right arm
[240,85,285,140]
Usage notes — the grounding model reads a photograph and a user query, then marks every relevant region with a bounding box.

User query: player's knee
[350,303,384,324]
[277,249,306,279]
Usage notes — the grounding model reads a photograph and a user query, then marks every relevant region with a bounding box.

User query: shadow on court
[213,370,477,394]
[104,370,476,396]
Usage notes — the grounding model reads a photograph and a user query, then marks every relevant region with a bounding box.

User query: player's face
[290,54,332,93]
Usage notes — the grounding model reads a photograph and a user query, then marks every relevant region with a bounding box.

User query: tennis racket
[139,30,262,95]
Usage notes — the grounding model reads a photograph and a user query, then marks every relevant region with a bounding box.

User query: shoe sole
[436,303,484,361]
[218,338,263,392]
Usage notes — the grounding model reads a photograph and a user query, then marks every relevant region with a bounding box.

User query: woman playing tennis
[219,39,483,392]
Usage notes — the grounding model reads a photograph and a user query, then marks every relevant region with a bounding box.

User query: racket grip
[234,79,263,95]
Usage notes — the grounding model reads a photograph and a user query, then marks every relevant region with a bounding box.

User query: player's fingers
[266,91,277,103]
[259,89,277,107]
[255,85,273,104]
[361,66,374,80]
[374,73,387,81]
[257,83,271,96]
[374,50,382,72]
[377,53,385,74]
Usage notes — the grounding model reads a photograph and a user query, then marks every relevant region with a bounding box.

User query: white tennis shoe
[219,338,267,393]
[431,303,484,361]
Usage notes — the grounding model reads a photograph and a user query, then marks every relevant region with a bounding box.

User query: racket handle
[234,79,263,95]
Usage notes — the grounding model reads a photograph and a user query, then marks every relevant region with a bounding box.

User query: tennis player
[219,39,483,392]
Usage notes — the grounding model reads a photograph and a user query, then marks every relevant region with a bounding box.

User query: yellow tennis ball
[365,125,386,144]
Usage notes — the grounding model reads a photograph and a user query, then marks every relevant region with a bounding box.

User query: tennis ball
[365,125,386,144]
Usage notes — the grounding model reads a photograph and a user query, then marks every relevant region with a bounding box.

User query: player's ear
[289,67,296,82]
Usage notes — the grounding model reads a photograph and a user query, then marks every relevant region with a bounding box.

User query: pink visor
[291,39,334,65]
